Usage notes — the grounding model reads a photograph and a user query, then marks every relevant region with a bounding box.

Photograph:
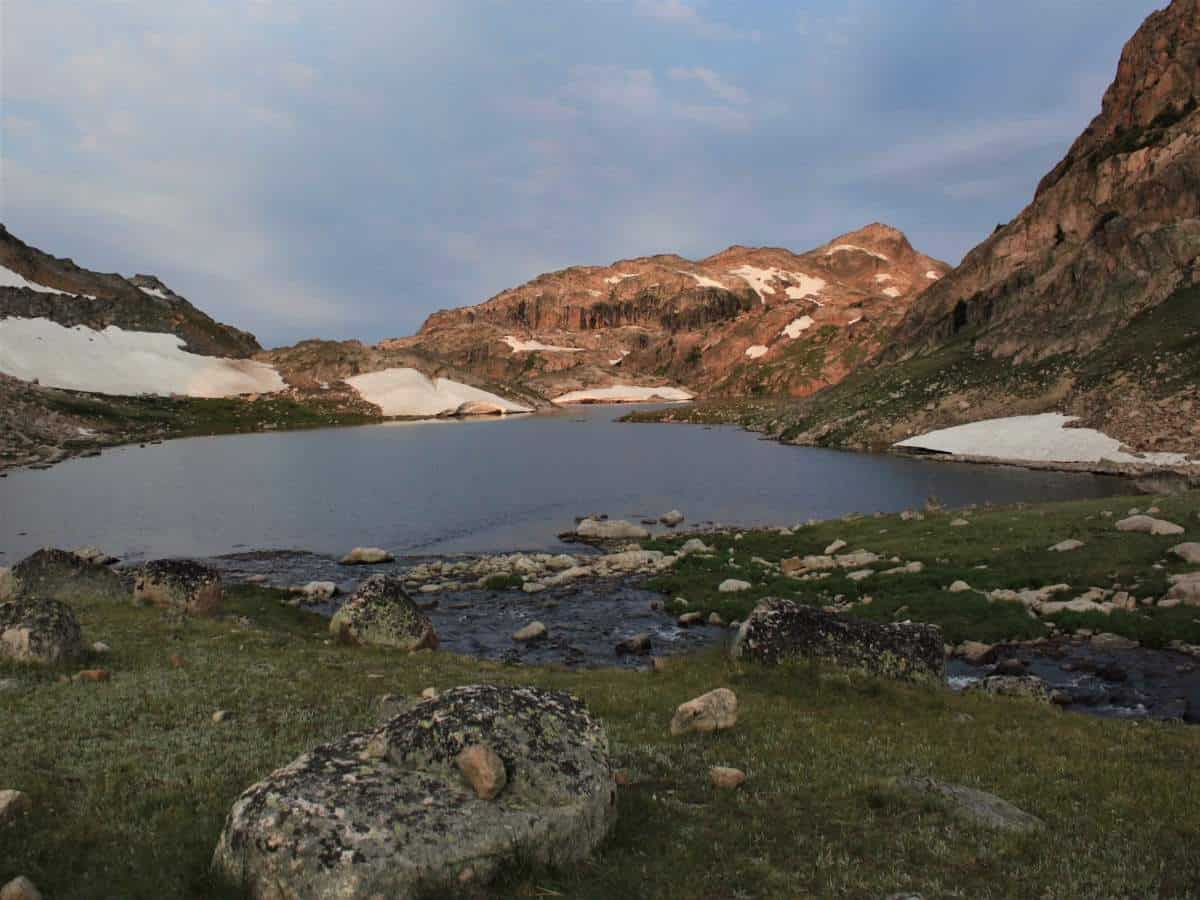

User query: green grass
[644,490,1200,646]
[3,580,1200,898]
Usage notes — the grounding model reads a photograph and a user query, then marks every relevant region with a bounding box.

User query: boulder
[450,400,507,417]
[72,546,118,566]
[0,878,41,900]
[615,633,652,656]
[718,579,752,593]
[1115,515,1185,536]
[1170,543,1200,565]
[573,518,650,542]
[948,580,971,593]
[0,790,31,825]
[670,688,738,736]
[835,550,879,569]
[893,777,1044,832]
[513,621,548,642]
[709,767,746,790]
[299,581,338,603]
[679,538,712,556]
[0,597,83,663]
[330,576,438,651]
[133,559,222,617]
[340,547,395,565]
[731,599,945,683]
[10,548,127,604]
[1166,572,1200,607]
[1049,539,1085,553]
[824,540,848,555]
[212,685,616,898]
[660,510,685,527]
[958,641,995,665]
[965,675,1051,703]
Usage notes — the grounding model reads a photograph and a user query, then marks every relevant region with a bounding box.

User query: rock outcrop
[0,596,83,663]
[9,548,127,604]
[133,560,223,617]
[212,685,616,898]
[329,575,438,650]
[731,599,945,683]
[893,777,1045,832]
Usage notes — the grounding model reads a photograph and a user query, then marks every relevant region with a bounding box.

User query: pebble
[0,790,31,825]
[709,766,747,790]
[212,710,233,723]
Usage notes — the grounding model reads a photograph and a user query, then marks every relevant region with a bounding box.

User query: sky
[0,0,1166,347]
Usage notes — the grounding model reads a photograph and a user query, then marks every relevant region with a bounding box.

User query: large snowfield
[345,368,531,417]
[896,413,1191,465]
[0,316,285,397]
[552,385,694,404]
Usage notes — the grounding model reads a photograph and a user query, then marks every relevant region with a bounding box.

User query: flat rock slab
[732,599,945,683]
[894,777,1044,832]
[213,685,616,899]
[1115,515,1185,536]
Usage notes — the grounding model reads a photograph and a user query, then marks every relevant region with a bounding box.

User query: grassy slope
[646,491,1200,646]
[0,492,1198,898]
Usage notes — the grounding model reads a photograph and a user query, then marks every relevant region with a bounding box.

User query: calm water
[0,406,1129,562]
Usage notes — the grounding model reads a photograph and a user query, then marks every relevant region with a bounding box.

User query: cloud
[564,65,660,115]
[668,66,749,105]
[633,0,758,41]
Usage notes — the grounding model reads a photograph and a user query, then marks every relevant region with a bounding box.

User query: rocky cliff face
[890,0,1199,365]
[0,225,262,358]
[393,223,949,400]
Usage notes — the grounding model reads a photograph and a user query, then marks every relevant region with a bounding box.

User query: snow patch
[847,316,863,326]
[552,385,694,405]
[896,413,1190,465]
[780,316,815,339]
[745,345,769,359]
[502,335,584,353]
[882,287,902,298]
[729,266,826,305]
[0,316,284,397]
[825,244,890,262]
[873,273,893,283]
[139,286,170,300]
[608,350,631,366]
[679,270,727,290]
[0,264,93,298]
[603,273,638,286]
[346,368,530,417]
[925,270,942,280]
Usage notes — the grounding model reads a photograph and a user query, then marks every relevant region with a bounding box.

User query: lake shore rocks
[340,547,395,565]
[9,548,127,604]
[330,575,438,651]
[732,599,945,683]
[133,559,222,617]
[212,684,616,898]
[0,596,83,663]
[570,518,651,542]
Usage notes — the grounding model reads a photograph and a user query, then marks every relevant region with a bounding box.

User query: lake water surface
[0,405,1129,562]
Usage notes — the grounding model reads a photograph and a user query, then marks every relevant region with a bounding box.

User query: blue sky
[1,0,1164,347]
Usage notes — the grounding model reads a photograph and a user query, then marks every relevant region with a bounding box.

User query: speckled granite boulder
[731,599,945,683]
[10,548,127,603]
[330,575,438,651]
[212,684,617,898]
[133,559,223,617]
[0,596,83,663]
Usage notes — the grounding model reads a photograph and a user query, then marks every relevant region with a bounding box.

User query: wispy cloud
[668,66,749,105]
[633,0,759,41]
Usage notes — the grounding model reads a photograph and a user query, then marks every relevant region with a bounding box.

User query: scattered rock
[10,548,127,604]
[0,597,83,663]
[513,621,548,642]
[456,744,508,800]
[948,580,971,593]
[708,612,725,627]
[1115,515,1185,536]
[1170,543,1200,565]
[894,777,1044,832]
[966,675,1051,703]
[825,539,848,555]
[718,579,752,593]
[0,877,41,900]
[0,790,31,825]
[615,633,652,655]
[882,561,924,575]
[133,559,223,617]
[732,599,944,683]
[91,640,111,654]
[1090,633,1139,652]
[212,685,616,898]
[950,519,969,527]
[300,581,338,603]
[679,538,712,556]
[1049,539,1085,553]
[212,710,233,723]
[573,518,650,541]
[709,767,746,790]
[339,547,395,565]
[76,668,110,682]
[660,510,685,527]
[677,611,705,627]
[1166,572,1200,606]
[835,550,880,569]
[330,575,438,651]
[670,688,738,736]
[72,546,117,566]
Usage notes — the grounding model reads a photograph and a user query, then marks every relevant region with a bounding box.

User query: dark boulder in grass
[133,559,223,617]
[10,548,127,604]
[0,596,83,663]
[330,575,438,651]
[212,685,617,899]
[731,599,945,683]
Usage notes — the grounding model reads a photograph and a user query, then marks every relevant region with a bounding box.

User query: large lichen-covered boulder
[731,599,945,683]
[10,548,127,604]
[330,575,438,650]
[0,597,83,663]
[212,684,617,898]
[133,559,223,617]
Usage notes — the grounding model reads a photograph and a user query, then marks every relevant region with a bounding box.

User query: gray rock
[133,559,222,617]
[1166,572,1200,606]
[0,877,42,900]
[679,538,712,556]
[732,599,945,683]
[966,675,1051,703]
[10,548,127,604]
[660,509,685,527]
[0,596,83,664]
[212,685,616,899]
[513,621,548,642]
[72,546,118,566]
[1170,543,1200,565]
[1049,539,1085,553]
[573,518,650,541]
[894,777,1044,832]
[1115,515,1185,536]
[330,576,438,651]
[718,579,752,593]
[670,688,738,736]
[340,547,395,565]
[300,581,338,603]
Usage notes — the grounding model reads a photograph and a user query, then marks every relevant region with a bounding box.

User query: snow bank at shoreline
[896,413,1191,465]
[552,385,694,405]
[0,316,284,397]
[346,368,530,417]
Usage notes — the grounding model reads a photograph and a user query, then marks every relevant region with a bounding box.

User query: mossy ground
[2,496,1200,899]
[644,490,1200,646]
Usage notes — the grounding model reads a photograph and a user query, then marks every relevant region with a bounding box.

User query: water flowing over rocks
[329,575,438,651]
[0,596,83,663]
[732,599,945,683]
[133,559,223,617]
[212,684,617,899]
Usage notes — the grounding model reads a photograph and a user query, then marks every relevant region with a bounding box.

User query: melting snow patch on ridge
[502,336,584,353]
[139,286,170,300]
[0,316,284,397]
[346,368,530,417]
[604,273,638,286]
[882,287,902,298]
[780,316,814,339]
[679,270,727,290]
[552,385,694,405]
[925,270,942,280]
[825,244,890,263]
[0,264,88,297]
[896,413,1191,465]
[729,266,826,305]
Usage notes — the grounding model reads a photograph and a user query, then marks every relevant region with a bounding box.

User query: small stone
[91,641,111,654]
[708,612,725,626]
[950,519,969,528]
[212,709,233,723]
[0,790,32,825]
[660,510,685,527]
[455,744,507,800]
[1049,539,1085,553]
[677,612,704,627]
[670,688,737,736]
[513,621,547,642]
[616,633,653,655]
[718,579,752,593]
[1170,543,1200,565]
[948,581,971,593]
[420,687,438,700]
[709,766,746,790]
[0,877,41,900]
[339,547,395,565]
[824,539,848,555]
[76,668,111,682]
